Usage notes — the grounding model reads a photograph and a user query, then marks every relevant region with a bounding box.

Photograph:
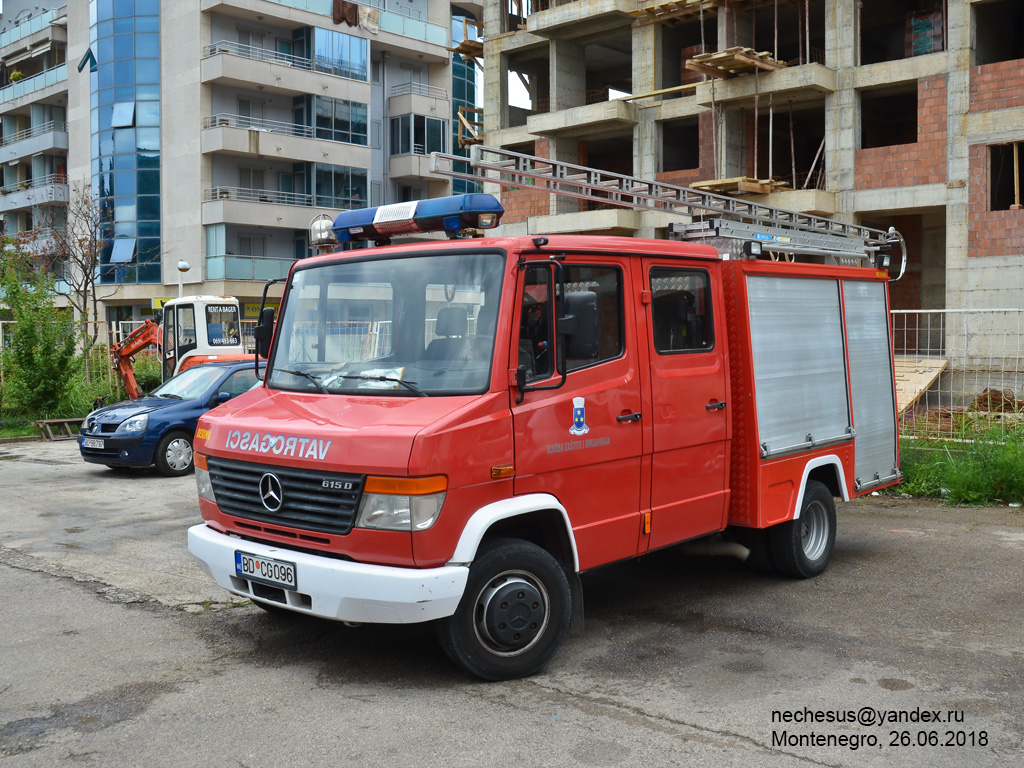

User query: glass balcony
[206,254,295,281]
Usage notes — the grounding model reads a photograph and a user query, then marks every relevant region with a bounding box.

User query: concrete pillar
[943,0,971,310]
[489,50,510,132]
[550,38,585,111]
[632,22,662,96]
[824,0,858,224]
[548,137,580,215]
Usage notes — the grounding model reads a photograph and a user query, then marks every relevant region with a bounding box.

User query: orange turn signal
[364,475,448,495]
[195,454,208,471]
[490,464,515,479]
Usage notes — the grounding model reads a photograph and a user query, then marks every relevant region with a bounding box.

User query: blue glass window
[314,97,367,145]
[314,164,367,210]
[311,29,367,81]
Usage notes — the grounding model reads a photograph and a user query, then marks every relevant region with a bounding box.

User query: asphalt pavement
[1,438,1023,767]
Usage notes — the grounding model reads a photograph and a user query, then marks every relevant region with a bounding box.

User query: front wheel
[154,431,194,477]
[435,538,571,681]
[769,480,836,578]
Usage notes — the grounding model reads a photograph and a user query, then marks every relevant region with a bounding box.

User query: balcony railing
[251,0,446,47]
[0,120,67,148]
[203,186,314,207]
[0,173,68,196]
[206,254,295,281]
[390,82,448,99]
[0,7,61,49]
[203,113,314,139]
[0,64,68,101]
[204,40,314,69]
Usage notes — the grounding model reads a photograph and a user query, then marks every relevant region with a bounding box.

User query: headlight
[195,455,216,502]
[83,410,98,432]
[355,476,446,531]
[117,413,149,434]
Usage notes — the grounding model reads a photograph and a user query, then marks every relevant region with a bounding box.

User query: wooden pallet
[630,0,791,26]
[690,176,791,194]
[629,0,718,27]
[685,46,787,79]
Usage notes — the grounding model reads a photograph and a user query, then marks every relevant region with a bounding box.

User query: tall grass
[900,424,1024,505]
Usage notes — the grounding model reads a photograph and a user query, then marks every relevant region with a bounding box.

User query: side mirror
[253,307,276,359]
[213,391,231,405]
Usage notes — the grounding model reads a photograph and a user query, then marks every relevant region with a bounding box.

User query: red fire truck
[188,148,903,680]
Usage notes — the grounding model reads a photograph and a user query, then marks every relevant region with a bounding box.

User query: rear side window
[650,267,714,353]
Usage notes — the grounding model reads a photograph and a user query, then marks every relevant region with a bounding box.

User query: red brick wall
[499,138,555,224]
[969,59,1024,112]
[657,113,716,187]
[967,143,1024,258]
[886,215,922,310]
[854,75,947,190]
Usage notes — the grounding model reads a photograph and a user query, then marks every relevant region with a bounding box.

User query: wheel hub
[479,576,546,651]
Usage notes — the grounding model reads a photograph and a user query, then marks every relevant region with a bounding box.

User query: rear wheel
[769,480,836,578]
[154,431,193,477]
[435,538,571,681]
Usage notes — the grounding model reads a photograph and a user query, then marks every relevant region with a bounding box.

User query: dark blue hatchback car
[79,361,264,476]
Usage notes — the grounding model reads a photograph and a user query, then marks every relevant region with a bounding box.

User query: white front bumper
[188,524,468,624]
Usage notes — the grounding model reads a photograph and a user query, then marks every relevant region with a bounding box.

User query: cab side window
[520,266,554,381]
[650,268,713,353]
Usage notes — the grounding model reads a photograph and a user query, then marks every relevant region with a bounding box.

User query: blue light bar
[332,194,505,244]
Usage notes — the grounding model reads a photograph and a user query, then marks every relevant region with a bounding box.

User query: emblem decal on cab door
[569,396,590,436]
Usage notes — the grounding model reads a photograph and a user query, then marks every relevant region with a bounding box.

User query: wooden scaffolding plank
[893,356,948,414]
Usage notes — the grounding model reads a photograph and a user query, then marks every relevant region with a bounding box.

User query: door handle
[705,401,727,411]
[616,412,642,422]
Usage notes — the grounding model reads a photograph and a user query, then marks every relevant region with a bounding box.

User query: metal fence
[892,309,1024,438]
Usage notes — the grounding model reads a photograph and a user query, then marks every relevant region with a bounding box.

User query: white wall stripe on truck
[448,493,579,571]
[791,456,850,520]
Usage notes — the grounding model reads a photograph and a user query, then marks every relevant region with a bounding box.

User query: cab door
[641,261,730,551]
[511,258,645,571]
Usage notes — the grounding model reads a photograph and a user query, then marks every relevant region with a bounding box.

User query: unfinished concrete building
[474,0,1024,315]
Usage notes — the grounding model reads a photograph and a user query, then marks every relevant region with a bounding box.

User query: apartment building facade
[0,0,481,323]
[479,0,1024,313]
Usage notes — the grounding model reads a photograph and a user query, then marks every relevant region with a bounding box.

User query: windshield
[268,251,505,396]
[151,365,226,400]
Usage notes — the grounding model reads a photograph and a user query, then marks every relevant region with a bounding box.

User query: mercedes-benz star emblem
[259,473,284,512]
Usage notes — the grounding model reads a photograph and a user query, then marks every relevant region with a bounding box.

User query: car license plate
[235,551,297,590]
[82,437,104,449]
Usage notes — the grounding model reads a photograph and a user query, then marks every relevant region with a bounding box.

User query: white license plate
[82,438,104,449]
[235,551,297,590]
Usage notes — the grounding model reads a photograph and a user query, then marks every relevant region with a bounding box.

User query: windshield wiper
[158,393,184,400]
[330,374,428,397]
[276,368,328,394]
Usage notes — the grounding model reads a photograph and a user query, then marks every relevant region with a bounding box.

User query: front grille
[208,456,364,536]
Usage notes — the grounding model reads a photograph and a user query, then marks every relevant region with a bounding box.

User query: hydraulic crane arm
[110,319,162,400]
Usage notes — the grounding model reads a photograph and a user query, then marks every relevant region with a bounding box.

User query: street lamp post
[177,260,190,298]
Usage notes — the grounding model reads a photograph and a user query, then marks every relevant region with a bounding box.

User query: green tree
[0,243,78,417]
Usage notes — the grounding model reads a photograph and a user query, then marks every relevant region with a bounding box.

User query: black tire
[435,538,572,681]
[769,480,836,578]
[154,431,194,477]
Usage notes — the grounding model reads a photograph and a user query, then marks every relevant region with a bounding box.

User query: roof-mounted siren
[309,213,337,256]
[331,194,504,246]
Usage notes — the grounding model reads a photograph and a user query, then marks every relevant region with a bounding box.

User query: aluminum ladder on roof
[431,145,906,276]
